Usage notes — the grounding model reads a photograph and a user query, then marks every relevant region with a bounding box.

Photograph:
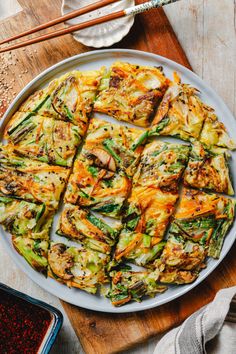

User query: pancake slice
[133,140,190,190]
[113,187,178,266]
[19,69,104,129]
[199,110,236,150]
[13,236,49,274]
[114,229,166,266]
[64,155,132,218]
[150,81,207,142]
[0,194,53,240]
[79,117,145,177]
[48,242,110,294]
[124,186,178,239]
[0,145,70,208]
[170,188,235,258]
[57,204,121,254]
[5,113,81,167]
[183,142,234,195]
[153,234,205,285]
[94,61,169,127]
[107,269,167,306]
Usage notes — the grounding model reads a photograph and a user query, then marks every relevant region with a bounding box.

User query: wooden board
[0,1,235,353]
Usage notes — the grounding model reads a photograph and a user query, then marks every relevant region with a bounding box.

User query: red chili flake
[0,289,52,354]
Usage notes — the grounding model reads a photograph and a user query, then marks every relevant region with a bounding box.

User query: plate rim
[0,48,235,313]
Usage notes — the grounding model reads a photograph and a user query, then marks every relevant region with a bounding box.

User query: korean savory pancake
[199,110,236,150]
[124,186,178,239]
[19,69,104,129]
[114,229,166,266]
[57,204,120,254]
[0,194,53,240]
[133,140,190,190]
[5,112,81,167]
[94,61,169,127]
[171,188,235,258]
[48,242,109,294]
[150,81,207,142]
[64,155,131,218]
[0,145,69,208]
[79,117,145,177]
[13,236,49,274]
[108,269,166,306]
[183,142,234,195]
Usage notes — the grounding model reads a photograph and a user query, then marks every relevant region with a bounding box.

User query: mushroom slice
[91,148,116,172]
[48,243,74,280]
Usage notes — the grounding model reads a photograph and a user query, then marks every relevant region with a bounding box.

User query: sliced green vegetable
[103,139,122,164]
[92,203,121,215]
[131,131,148,151]
[149,117,170,136]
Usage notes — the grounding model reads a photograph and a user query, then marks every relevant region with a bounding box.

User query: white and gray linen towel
[154,286,236,354]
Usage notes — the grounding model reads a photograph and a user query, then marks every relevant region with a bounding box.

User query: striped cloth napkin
[154,286,236,354]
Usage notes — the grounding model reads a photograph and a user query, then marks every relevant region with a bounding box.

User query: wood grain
[0,1,236,354]
[62,243,236,354]
[0,0,190,114]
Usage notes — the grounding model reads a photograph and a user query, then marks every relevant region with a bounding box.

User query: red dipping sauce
[0,288,52,354]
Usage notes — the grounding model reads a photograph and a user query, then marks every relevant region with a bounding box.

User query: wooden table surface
[0,1,235,353]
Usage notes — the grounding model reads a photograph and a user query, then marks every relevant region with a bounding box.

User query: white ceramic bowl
[61,0,135,48]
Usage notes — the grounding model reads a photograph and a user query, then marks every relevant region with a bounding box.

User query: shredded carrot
[173,71,181,84]
[112,295,132,307]
[120,128,128,148]
[82,219,105,238]
[35,119,44,144]
[112,271,122,285]
[115,234,142,260]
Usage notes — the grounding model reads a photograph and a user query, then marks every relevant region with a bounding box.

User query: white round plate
[61,0,135,48]
[1,49,236,313]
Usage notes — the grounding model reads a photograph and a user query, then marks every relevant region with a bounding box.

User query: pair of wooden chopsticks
[0,0,179,53]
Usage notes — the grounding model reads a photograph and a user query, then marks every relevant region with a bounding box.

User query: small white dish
[61,0,135,48]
